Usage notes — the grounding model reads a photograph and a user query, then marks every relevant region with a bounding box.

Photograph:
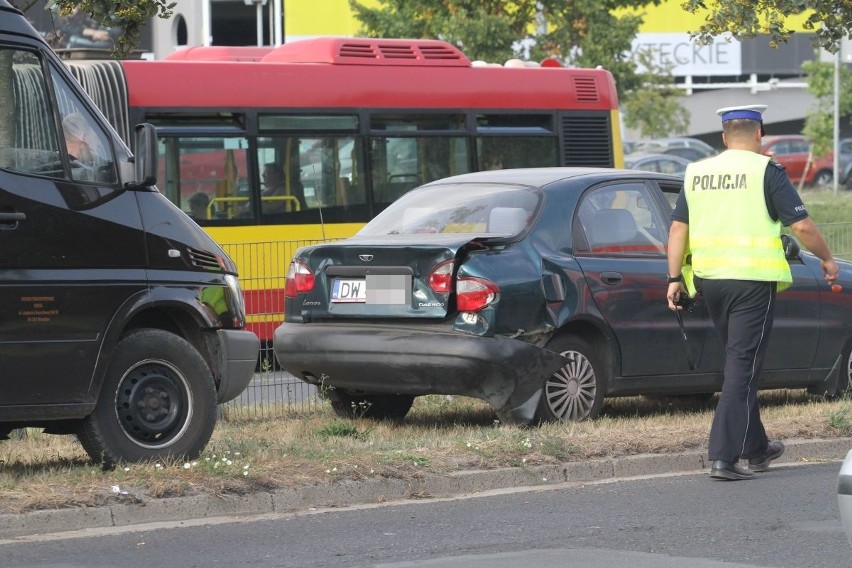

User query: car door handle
[0,211,26,229]
[600,271,623,285]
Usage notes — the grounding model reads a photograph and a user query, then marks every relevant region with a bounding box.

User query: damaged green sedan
[273,168,852,424]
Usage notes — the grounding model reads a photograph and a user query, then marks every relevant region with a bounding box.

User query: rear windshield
[359,183,541,237]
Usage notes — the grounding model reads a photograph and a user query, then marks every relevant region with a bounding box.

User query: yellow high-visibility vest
[683,149,792,291]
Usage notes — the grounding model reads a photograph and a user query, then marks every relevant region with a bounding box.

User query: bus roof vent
[262,37,471,67]
[572,76,600,102]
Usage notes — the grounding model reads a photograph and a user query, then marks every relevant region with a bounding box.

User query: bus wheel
[328,391,415,421]
[77,329,217,468]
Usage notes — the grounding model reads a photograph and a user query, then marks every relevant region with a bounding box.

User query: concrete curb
[1,437,848,539]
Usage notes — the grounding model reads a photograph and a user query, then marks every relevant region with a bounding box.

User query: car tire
[812,169,833,188]
[831,340,852,400]
[77,329,217,468]
[535,335,607,423]
[328,392,415,421]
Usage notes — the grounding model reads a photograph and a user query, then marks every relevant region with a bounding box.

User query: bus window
[476,136,558,170]
[475,114,558,170]
[257,135,366,221]
[371,135,471,207]
[157,136,249,221]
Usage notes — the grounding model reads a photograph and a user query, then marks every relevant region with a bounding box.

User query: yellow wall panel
[625,0,812,34]
[285,0,379,37]
[284,0,813,37]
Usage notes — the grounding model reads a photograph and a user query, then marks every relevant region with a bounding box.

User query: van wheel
[77,329,217,468]
[327,391,415,421]
[535,335,606,423]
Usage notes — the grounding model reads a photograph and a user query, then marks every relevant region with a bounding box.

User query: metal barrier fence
[220,239,327,416]
[220,223,852,419]
[817,223,852,261]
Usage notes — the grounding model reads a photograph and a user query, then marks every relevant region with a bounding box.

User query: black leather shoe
[748,440,785,472]
[710,460,754,480]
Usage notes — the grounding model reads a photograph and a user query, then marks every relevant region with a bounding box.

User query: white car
[841,448,852,547]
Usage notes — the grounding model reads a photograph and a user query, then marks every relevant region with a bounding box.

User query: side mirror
[781,234,800,260]
[127,123,157,188]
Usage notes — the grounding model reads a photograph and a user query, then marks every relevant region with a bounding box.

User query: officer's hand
[822,258,839,282]
[667,282,685,311]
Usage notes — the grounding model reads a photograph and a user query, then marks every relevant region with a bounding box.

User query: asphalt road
[2,462,849,568]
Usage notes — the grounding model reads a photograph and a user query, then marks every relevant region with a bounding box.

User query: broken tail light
[284,259,315,298]
[456,277,499,312]
[428,259,454,293]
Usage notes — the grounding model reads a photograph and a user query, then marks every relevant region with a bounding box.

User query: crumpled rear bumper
[273,321,566,424]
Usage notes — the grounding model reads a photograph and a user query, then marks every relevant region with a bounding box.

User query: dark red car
[761,134,834,187]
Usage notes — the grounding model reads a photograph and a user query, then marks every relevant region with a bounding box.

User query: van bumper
[216,329,260,403]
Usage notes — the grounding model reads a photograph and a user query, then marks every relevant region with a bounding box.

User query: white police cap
[716,104,767,124]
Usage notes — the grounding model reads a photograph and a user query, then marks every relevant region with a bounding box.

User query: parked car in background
[836,138,852,189]
[273,167,852,426]
[633,137,717,161]
[760,134,839,187]
[624,152,691,176]
[841,448,852,547]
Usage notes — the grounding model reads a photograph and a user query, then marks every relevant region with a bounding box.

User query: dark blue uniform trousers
[700,278,776,463]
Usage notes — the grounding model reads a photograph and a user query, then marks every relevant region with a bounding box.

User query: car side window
[576,182,667,255]
[657,181,682,211]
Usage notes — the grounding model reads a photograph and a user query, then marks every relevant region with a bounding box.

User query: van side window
[0,48,62,176]
[49,65,117,184]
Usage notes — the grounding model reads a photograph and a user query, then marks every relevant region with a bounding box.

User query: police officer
[666,104,840,481]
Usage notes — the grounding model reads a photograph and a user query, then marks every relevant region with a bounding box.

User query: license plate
[330,275,411,304]
[330,279,366,303]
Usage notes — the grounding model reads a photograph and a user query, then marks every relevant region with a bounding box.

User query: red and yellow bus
[66,37,624,357]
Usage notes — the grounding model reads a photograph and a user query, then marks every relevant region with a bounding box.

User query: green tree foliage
[12,0,175,59]
[801,58,852,156]
[622,49,690,138]
[681,0,852,53]
[349,0,662,98]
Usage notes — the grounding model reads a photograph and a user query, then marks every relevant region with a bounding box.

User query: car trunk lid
[293,234,488,320]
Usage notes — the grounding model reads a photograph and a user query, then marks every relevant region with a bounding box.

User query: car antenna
[318,202,326,241]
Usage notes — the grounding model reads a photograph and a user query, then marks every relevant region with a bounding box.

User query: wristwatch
[666,274,683,283]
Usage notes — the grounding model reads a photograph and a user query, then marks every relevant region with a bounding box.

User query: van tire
[77,329,217,468]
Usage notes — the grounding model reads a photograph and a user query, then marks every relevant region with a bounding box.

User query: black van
[0,1,259,466]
